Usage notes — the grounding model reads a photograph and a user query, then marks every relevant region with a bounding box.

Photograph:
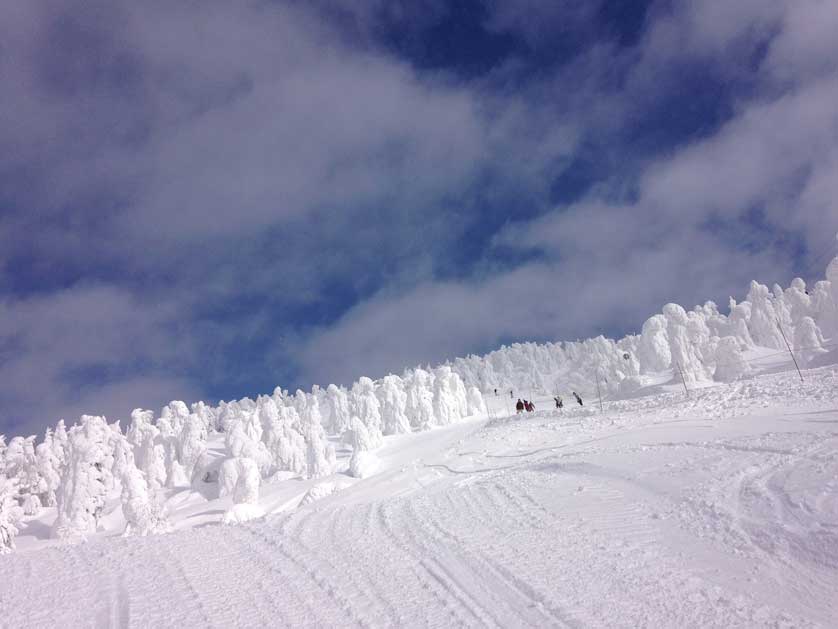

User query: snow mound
[348,451,379,479]
[221,503,265,525]
[299,482,338,507]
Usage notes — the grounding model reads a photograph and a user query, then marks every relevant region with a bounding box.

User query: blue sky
[1,0,837,437]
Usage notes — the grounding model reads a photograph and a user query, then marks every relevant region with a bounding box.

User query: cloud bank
[1,0,836,436]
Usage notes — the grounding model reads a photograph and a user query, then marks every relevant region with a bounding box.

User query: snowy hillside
[2,365,838,627]
[1,252,837,627]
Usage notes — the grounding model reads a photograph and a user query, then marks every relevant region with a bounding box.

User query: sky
[1,0,837,437]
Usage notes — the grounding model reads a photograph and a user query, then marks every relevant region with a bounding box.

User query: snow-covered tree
[178,413,208,480]
[343,416,375,452]
[262,401,307,477]
[127,409,166,490]
[810,281,836,339]
[377,375,410,435]
[219,457,264,524]
[190,401,217,434]
[773,283,794,335]
[466,386,487,416]
[121,464,168,536]
[0,475,23,554]
[663,304,711,385]
[404,369,435,430]
[110,425,135,483]
[53,419,69,460]
[785,278,812,324]
[324,384,352,436]
[616,336,641,378]
[225,419,272,476]
[826,253,838,337]
[153,407,187,489]
[746,281,786,350]
[35,437,62,507]
[351,377,383,448]
[713,336,751,382]
[4,436,43,515]
[305,433,336,480]
[637,315,671,373]
[53,415,116,539]
[794,316,827,365]
[344,417,379,479]
[298,401,336,480]
[160,401,191,438]
[686,310,714,367]
[728,299,755,348]
[432,366,468,426]
[348,450,378,479]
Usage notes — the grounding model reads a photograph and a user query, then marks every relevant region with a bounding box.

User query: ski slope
[2,365,837,628]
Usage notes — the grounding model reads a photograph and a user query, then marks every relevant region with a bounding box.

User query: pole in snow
[595,371,604,413]
[676,360,689,397]
[776,318,804,382]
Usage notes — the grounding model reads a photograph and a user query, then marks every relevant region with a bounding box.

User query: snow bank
[299,482,338,507]
[221,503,265,525]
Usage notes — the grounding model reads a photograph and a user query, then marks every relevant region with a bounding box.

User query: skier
[573,391,583,406]
[528,401,535,412]
[554,396,563,409]
[510,390,514,399]
[494,388,498,396]
[515,399,524,414]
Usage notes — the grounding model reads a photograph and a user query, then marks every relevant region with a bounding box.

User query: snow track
[2,367,838,627]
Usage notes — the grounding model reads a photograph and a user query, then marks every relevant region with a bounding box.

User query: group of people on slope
[553,391,583,409]
[515,398,535,413]
[503,388,583,415]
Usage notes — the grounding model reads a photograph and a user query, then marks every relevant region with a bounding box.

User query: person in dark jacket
[516,398,524,414]
[554,396,563,409]
[573,391,583,406]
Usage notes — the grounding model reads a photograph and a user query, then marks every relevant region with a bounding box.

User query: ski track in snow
[3,367,838,628]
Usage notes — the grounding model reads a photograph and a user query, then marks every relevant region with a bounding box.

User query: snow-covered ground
[2,363,837,628]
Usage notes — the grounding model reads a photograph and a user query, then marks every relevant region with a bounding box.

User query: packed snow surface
[2,365,838,628]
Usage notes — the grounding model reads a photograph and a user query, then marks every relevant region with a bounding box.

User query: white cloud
[2,0,837,436]
[0,284,201,435]
[297,0,838,386]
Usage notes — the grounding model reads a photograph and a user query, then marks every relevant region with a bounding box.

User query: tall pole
[777,318,804,382]
[595,371,603,413]
[676,360,689,397]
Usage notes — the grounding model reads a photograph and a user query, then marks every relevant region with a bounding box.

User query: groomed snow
[2,364,837,627]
